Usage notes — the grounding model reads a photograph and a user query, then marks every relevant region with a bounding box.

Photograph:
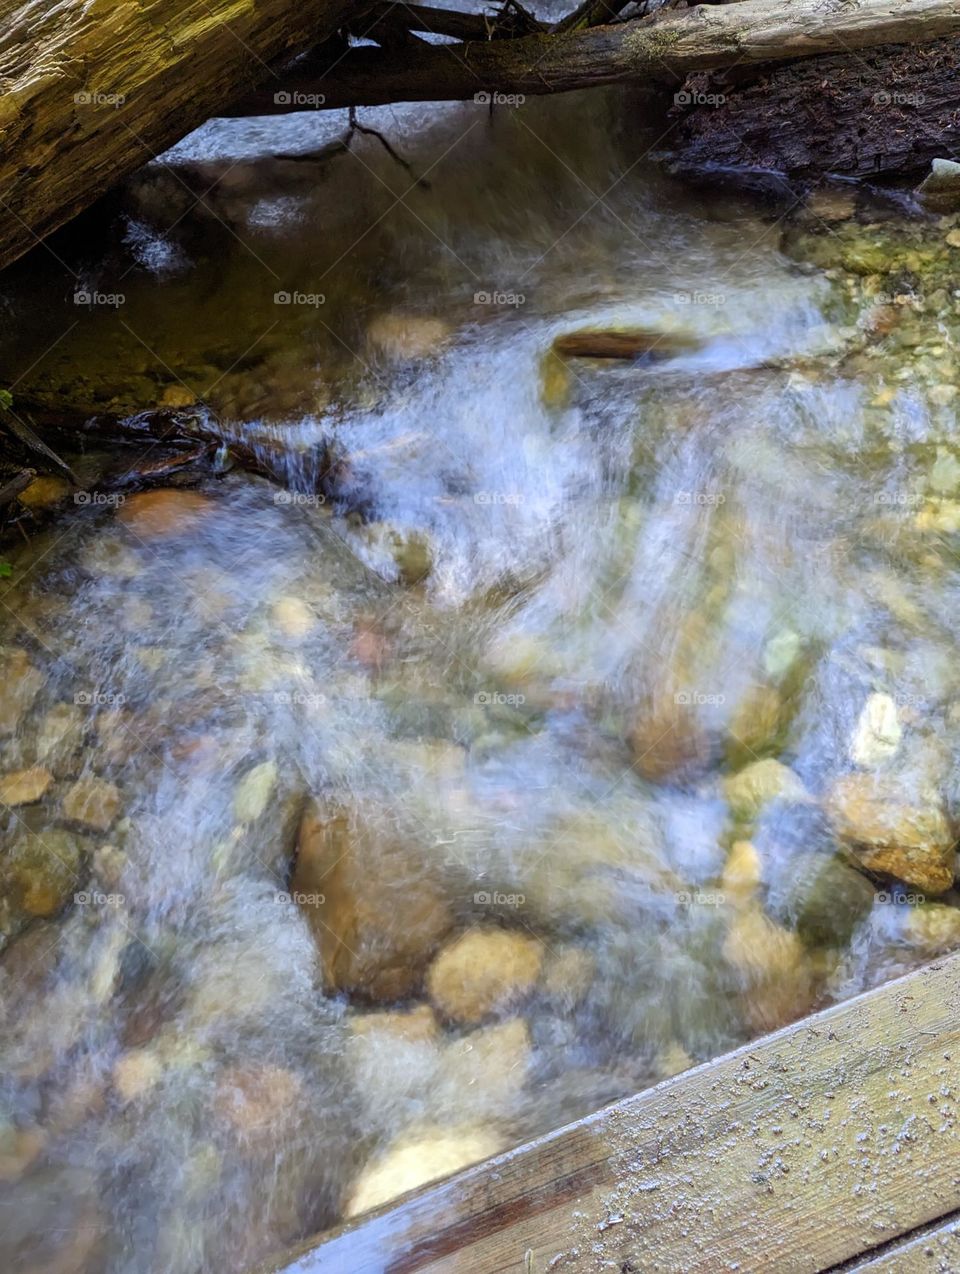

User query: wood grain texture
[848,1216,960,1271]
[0,0,355,271]
[230,0,960,114]
[270,951,960,1274]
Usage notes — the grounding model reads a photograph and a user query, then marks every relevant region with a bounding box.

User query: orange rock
[117,489,214,538]
[825,772,956,894]
[0,765,53,805]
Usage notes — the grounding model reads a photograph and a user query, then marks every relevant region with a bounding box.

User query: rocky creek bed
[3,86,960,1274]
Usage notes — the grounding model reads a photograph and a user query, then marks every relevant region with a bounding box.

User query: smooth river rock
[426,928,543,1025]
[825,771,956,894]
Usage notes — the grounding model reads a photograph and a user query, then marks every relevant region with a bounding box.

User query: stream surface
[3,63,960,1274]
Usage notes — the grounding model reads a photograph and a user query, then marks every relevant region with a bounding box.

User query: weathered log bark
[0,0,356,273]
[229,0,960,115]
[668,35,960,177]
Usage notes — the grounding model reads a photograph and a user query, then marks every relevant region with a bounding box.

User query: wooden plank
[845,1215,960,1272]
[271,951,960,1274]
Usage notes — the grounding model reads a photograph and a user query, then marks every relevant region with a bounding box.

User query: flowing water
[2,73,960,1274]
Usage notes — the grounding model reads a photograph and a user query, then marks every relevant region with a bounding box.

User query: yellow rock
[0,766,53,805]
[18,475,71,510]
[825,772,955,894]
[112,1050,163,1102]
[344,1124,503,1218]
[724,905,815,1034]
[722,840,762,907]
[723,758,807,822]
[427,928,543,1025]
[270,595,316,640]
[368,313,450,361]
[160,385,197,408]
[62,778,121,831]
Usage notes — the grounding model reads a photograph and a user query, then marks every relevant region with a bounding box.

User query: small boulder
[426,928,543,1025]
[630,691,713,783]
[292,802,454,1002]
[2,830,84,933]
[269,596,316,640]
[825,772,956,894]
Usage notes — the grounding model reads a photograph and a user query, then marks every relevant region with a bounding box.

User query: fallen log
[0,0,356,273]
[228,0,960,115]
[668,35,960,178]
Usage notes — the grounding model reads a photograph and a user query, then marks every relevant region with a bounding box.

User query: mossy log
[0,0,355,272]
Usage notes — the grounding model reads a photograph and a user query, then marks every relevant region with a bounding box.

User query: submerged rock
[117,489,215,538]
[426,928,543,1025]
[917,158,960,214]
[292,802,454,1002]
[62,778,121,832]
[0,766,52,806]
[367,313,450,361]
[1,829,84,939]
[0,648,44,737]
[630,691,713,783]
[825,772,956,894]
[723,758,807,823]
[17,475,71,511]
[723,905,815,1034]
[849,692,901,768]
[344,1124,503,1218]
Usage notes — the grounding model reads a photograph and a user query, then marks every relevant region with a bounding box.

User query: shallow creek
[2,80,960,1274]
